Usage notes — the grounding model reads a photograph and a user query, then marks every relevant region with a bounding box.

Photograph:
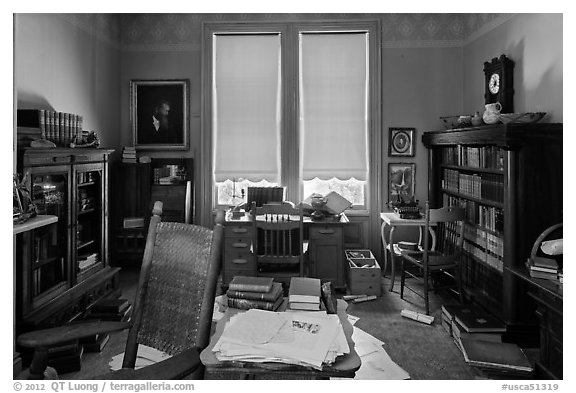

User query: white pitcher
[483,102,502,125]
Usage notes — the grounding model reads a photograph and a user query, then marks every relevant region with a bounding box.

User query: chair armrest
[18,321,131,349]
[93,347,203,380]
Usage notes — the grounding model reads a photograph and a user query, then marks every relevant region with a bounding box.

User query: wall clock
[483,55,515,113]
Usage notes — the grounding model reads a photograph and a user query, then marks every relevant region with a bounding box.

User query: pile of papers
[213,308,349,370]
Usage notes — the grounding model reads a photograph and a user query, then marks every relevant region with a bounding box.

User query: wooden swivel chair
[399,201,465,315]
[251,202,305,286]
[17,202,224,379]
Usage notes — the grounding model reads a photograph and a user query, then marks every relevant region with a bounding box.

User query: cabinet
[308,225,345,288]
[422,124,562,328]
[16,148,119,332]
[111,158,193,266]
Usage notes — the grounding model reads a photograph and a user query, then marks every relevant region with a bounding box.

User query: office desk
[200,299,360,379]
[380,212,436,292]
[223,211,349,288]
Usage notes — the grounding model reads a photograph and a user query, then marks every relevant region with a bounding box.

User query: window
[205,21,380,214]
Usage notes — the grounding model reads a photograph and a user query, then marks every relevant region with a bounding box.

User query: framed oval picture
[388,127,415,157]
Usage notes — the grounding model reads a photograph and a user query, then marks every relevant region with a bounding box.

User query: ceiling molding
[463,14,517,46]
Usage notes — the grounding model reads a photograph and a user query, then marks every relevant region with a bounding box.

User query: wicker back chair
[17,202,224,380]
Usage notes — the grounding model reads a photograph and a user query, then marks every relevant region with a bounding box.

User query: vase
[483,102,502,125]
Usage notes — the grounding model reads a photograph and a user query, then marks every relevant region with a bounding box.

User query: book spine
[228,283,272,293]
[38,109,46,139]
[227,297,276,311]
[226,289,279,303]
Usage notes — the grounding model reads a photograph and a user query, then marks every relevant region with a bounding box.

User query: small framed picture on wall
[388,127,415,157]
[388,163,416,203]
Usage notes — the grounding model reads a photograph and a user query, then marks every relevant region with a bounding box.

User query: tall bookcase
[16,148,119,332]
[422,123,562,335]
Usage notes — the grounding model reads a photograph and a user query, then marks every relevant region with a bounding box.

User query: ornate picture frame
[388,163,416,203]
[388,127,415,157]
[131,79,189,150]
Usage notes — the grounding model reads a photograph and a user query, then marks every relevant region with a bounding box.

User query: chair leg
[423,267,430,315]
[400,258,405,299]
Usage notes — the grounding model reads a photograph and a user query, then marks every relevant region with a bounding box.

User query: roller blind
[299,32,369,181]
[213,34,282,182]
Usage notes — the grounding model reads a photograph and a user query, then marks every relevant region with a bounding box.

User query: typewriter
[389,196,422,219]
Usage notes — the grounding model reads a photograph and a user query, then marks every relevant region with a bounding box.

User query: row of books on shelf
[463,238,504,273]
[464,225,504,258]
[153,165,186,184]
[526,256,562,281]
[17,109,84,147]
[441,304,533,378]
[442,169,504,203]
[444,195,504,233]
[78,252,99,270]
[442,145,505,170]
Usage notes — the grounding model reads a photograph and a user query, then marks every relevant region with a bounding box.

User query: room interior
[12,13,563,381]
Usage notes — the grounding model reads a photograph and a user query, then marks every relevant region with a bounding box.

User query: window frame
[201,20,381,231]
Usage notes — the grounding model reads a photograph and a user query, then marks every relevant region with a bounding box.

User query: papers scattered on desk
[213,309,349,370]
[109,345,171,371]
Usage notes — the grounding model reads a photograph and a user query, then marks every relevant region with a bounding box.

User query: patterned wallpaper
[111,13,513,48]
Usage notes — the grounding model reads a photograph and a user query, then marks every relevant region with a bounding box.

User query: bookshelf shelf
[78,208,96,216]
[77,181,95,188]
[32,256,59,269]
[441,189,504,208]
[77,239,95,250]
[423,123,563,337]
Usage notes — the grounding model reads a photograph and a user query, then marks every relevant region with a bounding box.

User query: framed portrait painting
[131,79,189,150]
[388,163,415,203]
[388,127,415,157]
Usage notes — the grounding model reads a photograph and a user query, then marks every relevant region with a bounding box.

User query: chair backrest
[423,201,465,259]
[122,201,224,368]
[251,202,304,276]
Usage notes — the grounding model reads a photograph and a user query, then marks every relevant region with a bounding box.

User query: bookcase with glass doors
[16,148,119,333]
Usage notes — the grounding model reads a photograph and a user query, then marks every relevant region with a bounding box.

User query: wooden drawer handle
[232,242,249,248]
[232,258,248,264]
[318,229,335,235]
[52,156,71,163]
[231,228,248,234]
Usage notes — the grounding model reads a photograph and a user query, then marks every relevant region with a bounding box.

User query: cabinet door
[308,226,344,287]
[74,163,106,283]
[22,165,72,314]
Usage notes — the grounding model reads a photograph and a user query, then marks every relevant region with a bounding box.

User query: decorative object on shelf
[388,127,415,157]
[483,102,502,125]
[440,116,460,130]
[499,112,546,124]
[130,79,190,150]
[13,173,37,223]
[457,115,472,127]
[70,130,100,148]
[471,111,483,126]
[484,54,515,113]
[388,162,415,206]
[309,194,328,220]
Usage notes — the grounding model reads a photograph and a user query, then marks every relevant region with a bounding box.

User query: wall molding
[382,39,463,49]
[121,43,201,52]
[56,14,120,49]
[463,14,517,46]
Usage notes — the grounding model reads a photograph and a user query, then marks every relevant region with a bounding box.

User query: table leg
[380,221,389,277]
[388,226,396,292]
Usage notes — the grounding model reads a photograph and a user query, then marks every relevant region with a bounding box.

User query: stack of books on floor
[226,276,284,311]
[288,277,321,311]
[441,303,533,378]
[46,340,84,374]
[212,306,349,369]
[122,146,137,163]
[526,256,560,281]
[85,295,132,322]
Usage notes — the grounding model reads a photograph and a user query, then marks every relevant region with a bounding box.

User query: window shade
[213,34,282,182]
[299,33,369,181]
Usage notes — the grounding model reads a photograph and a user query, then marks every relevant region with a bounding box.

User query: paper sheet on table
[224,309,291,344]
[109,344,171,371]
[347,314,360,325]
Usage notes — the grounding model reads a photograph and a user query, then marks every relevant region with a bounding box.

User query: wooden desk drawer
[224,238,252,251]
[225,225,253,238]
[224,251,255,269]
[309,226,342,240]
